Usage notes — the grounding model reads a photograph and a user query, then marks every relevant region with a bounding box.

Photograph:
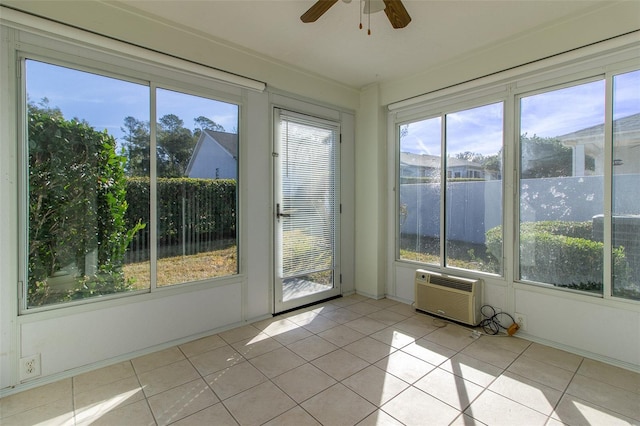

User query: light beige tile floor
[2,294,639,425]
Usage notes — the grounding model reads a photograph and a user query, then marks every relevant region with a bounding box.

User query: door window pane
[445,103,503,274]
[155,88,239,286]
[399,117,441,264]
[519,80,605,293]
[612,70,640,300]
[26,60,150,307]
[276,112,338,304]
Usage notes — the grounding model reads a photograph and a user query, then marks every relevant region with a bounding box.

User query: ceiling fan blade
[382,0,411,28]
[301,0,340,23]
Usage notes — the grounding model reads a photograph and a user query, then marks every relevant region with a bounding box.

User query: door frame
[272,106,342,313]
[269,93,355,315]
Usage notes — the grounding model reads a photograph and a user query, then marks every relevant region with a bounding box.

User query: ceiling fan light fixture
[363,0,385,14]
[300,0,410,29]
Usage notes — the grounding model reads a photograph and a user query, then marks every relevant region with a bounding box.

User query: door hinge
[339,134,342,144]
[339,204,342,214]
[340,274,343,284]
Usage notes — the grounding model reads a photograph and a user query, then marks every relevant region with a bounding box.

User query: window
[517,73,640,301]
[394,51,639,302]
[518,80,605,294]
[445,103,503,274]
[398,102,504,275]
[155,88,238,287]
[23,59,239,309]
[399,116,441,265]
[612,70,640,299]
[25,60,150,308]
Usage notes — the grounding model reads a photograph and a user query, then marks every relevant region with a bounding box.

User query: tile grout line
[133,359,161,426]
[181,340,245,426]
[7,299,639,425]
[549,356,586,424]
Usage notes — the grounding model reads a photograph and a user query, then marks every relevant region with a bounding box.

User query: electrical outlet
[514,313,527,331]
[20,354,41,381]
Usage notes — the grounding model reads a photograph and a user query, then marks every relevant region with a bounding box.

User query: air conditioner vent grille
[429,275,473,292]
[415,269,483,326]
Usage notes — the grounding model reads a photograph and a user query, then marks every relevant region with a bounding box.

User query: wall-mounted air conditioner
[414,269,483,326]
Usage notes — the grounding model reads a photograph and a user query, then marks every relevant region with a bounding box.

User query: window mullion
[440,114,446,268]
[602,73,614,300]
[150,84,158,291]
[503,87,516,285]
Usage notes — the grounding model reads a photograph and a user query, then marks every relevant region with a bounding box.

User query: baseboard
[0,316,271,398]
[515,331,640,374]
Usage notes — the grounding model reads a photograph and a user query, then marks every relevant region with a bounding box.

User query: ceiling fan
[301,0,412,29]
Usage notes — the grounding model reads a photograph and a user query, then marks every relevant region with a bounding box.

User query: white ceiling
[103,1,609,88]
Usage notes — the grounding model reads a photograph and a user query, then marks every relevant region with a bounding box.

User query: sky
[25,58,638,158]
[401,70,640,156]
[26,59,239,147]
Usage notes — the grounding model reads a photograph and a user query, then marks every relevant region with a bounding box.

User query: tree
[193,115,225,138]
[400,124,409,139]
[452,151,503,179]
[28,100,143,305]
[482,152,502,179]
[157,114,196,177]
[455,151,485,163]
[520,134,573,178]
[121,116,150,177]
[29,96,63,118]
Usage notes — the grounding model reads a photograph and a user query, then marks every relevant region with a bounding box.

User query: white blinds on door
[277,110,339,279]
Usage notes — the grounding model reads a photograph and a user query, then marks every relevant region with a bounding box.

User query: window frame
[513,75,607,295]
[394,94,508,278]
[390,39,640,304]
[17,38,245,314]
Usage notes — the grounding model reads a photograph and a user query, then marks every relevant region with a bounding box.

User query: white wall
[1,0,360,112]
[379,2,640,371]
[378,1,640,106]
[355,84,387,299]
[20,283,243,378]
[0,23,20,393]
[0,7,358,394]
[1,0,639,396]
[513,286,640,367]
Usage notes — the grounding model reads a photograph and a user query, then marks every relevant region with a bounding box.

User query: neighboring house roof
[400,152,440,168]
[400,152,483,169]
[558,113,640,148]
[185,129,238,177]
[203,129,238,158]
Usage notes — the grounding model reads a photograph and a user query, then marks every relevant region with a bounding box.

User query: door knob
[276,203,291,218]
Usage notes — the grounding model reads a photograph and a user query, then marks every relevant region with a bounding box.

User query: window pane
[26,60,150,307]
[445,103,503,274]
[612,70,640,300]
[156,88,239,286]
[277,113,338,302]
[519,80,605,294]
[399,117,441,264]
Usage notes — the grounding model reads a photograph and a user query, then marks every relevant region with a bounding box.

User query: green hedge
[521,220,593,240]
[486,221,631,294]
[28,109,143,305]
[486,221,593,261]
[125,178,236,261]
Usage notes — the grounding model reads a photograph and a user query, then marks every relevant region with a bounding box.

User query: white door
[274,109,341,313]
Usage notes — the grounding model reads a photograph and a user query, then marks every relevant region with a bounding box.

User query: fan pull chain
[359,0,372,35]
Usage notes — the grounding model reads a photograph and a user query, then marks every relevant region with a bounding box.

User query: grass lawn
[399,235,499,273]
[124,245,237,288]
